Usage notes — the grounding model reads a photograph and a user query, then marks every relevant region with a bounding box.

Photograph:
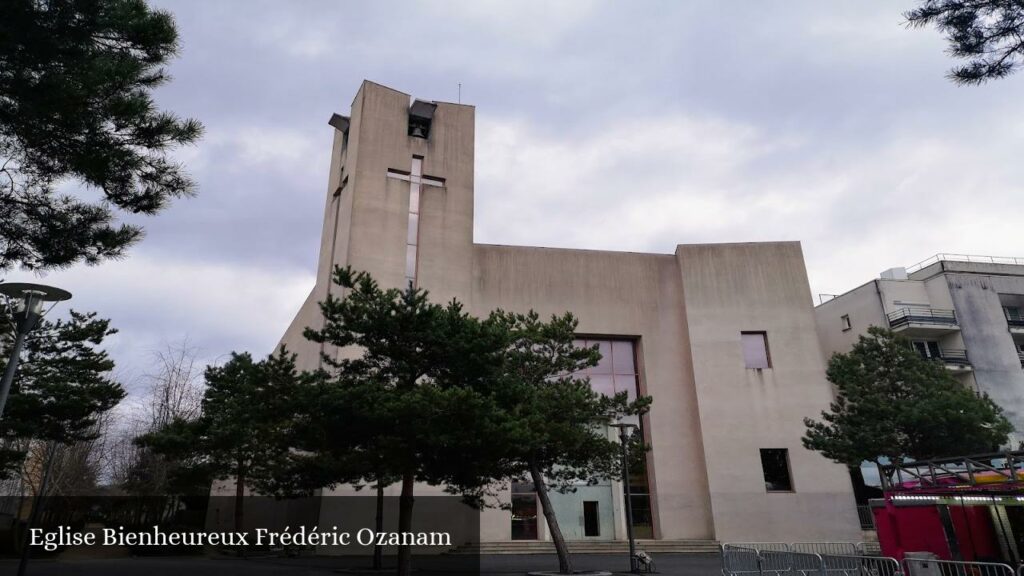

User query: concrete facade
[277,81,860,543]
[815,256,1024,445]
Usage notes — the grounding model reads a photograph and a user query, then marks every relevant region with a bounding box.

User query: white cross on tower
[387,156,444,287]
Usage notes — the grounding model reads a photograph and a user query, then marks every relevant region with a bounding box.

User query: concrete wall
[278,289,323,372]
[911,260,1024,281]
[944,273,1024,443]
[341,82,476,299]
[876,279,933,314]
[279,81,476,362]
[469,245,715,541]
[814,281,885,360]
[679,242,861,542]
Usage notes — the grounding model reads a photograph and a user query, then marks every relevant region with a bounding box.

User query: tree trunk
[374,481,384,570]
[16,442,56,576]
[530,462,573,575]
[397,471,415,576]
[234,461,246,557]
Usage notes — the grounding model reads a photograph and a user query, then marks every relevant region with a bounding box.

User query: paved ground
[0,552,723,575]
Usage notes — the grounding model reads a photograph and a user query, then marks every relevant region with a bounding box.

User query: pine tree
[138,348,308,535]
[0,0,202,272]
[0,310,125,479]
[302,267,505,576]
[472,311,651,575]
[803,326,1012,467]
[907,1,1024,84]
[274,369,403,570]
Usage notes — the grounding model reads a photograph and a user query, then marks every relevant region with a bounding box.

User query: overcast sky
[29,0,1024,398]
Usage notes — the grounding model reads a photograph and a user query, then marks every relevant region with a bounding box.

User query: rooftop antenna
[458,82,461,104]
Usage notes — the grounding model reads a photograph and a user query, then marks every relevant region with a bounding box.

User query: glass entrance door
[511,481,538,540]
[583,501,601,537]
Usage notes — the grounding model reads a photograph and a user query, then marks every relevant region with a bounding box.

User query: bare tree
[112,340,206,495]
[143,340,205,428]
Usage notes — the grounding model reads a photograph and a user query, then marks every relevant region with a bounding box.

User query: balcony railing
[913,348,970,367]
[887,307,957,329]
[907,253,1024,274]
[1019,352,1024,368]
[938,349,970,366]
[1005,314,1024,328]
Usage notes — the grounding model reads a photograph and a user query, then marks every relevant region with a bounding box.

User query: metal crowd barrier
[758,549,800,576]
[723,542,1019,576]
[795,543,862,556]
[729,543,796,552]
[859,542,882,556]
[822,554,902,576]
[789,551,827,576]
[722,544,764,576]
[722,544,899,576]
[903,558,1014,576]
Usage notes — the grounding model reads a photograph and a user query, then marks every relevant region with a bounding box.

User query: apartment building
[815,254,1024,444]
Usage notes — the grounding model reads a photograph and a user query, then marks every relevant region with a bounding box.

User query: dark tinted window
[760,448,793,492]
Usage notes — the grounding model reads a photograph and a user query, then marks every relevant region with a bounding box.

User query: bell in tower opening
[408,99,436,138]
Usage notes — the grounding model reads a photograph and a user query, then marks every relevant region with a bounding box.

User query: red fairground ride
[872,451,1024,565]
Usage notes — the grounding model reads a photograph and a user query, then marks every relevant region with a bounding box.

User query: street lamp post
[0,283,70,576]
[0,282,72,420]
[611,422,639,574]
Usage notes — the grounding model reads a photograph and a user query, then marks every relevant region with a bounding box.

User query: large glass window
[574,339,653,538]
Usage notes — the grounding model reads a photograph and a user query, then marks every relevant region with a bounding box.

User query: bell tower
[313,81,476,305]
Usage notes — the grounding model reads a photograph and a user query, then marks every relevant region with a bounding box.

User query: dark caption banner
[0,495,481,575]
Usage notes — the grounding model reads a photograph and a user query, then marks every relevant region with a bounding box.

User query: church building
[277,80,861,545]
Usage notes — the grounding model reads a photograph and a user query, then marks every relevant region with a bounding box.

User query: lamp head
[609,422,639,439]
[0,282,71,332]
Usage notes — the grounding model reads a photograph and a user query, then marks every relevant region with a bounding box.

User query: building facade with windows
[276,80,861,544]
[814,254,1024,445]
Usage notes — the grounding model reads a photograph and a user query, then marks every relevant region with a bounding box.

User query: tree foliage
[907,0,1024,84]
[0,310,125,479]
[300,267,505,576]
[130,414,209,495]
[137,348,307,529]
[199,350,304,492]
[0,0,202,272]
[299,270,652,576]
[803,327,1012,466]
[472,311,650,575]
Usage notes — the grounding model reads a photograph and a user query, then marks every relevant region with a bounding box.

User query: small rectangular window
[760,448,793,492]
[741,332,771,369]
[841,314,851,331]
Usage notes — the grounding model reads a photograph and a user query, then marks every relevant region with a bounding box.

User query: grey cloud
[17,0,1022,395]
